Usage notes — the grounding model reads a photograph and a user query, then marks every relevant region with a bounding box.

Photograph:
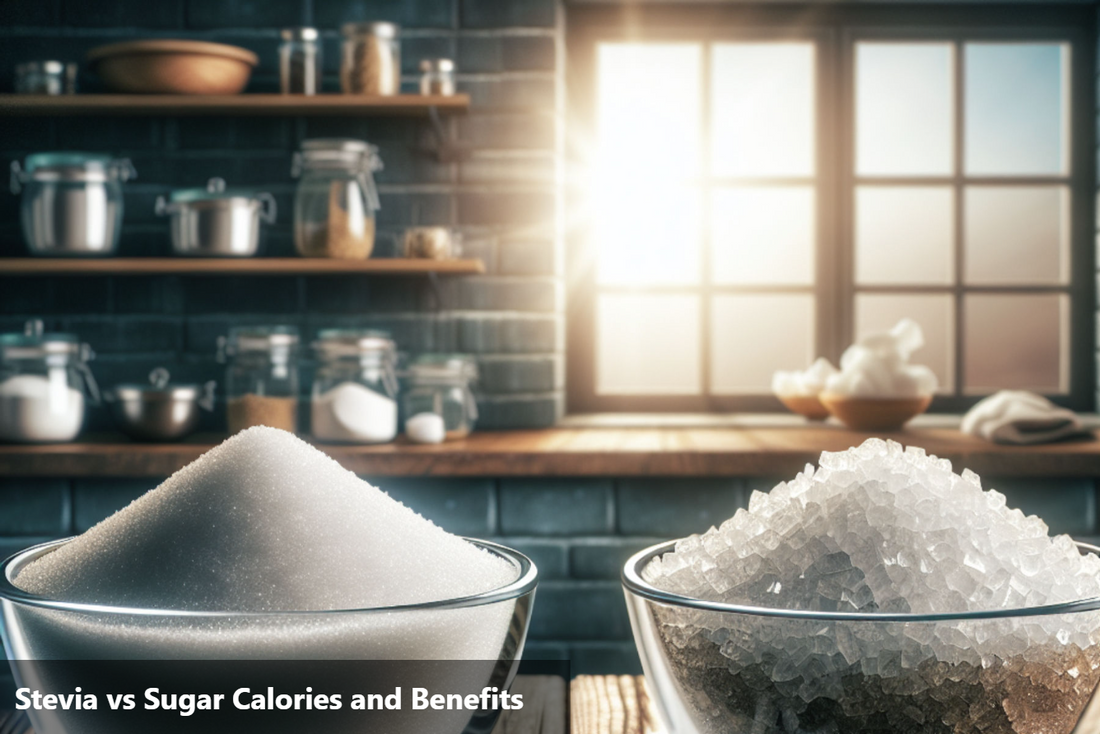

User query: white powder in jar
[0,373,84,443]
[312,380,397,443]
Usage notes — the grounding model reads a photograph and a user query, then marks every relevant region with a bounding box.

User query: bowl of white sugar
[0,427,537,734]
[624,439,1100,734]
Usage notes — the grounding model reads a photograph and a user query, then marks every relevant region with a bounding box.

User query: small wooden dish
[819,393,933,431]
[88,40,258,94]
[777,394,831,421]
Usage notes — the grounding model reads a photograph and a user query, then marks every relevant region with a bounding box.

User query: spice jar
[292,138,382,259]
[311,329,399,444]
[403,226,460,260]
[218,326,299,434]
[340,22,400,95]
[418,58,455,96]
[0,319,99,443]
[402,354,479,440]
[279,28,322,95]
[15,61,77,95]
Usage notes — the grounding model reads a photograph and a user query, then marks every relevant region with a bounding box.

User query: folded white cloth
[961,390,1090,445]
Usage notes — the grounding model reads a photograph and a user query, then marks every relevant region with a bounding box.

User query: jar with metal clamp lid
[402,354,479,440]
[311,329,399,444]
[0,319,99,443]
[292,138,383,259]
[218,326,299,434]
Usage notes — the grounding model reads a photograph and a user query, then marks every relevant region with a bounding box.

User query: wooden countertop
[0,427,1097,478]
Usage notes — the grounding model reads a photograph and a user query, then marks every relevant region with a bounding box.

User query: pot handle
[199,381,217,412]
[78,344,101,407]
[9,161,22,194]
[257,192,277,225]
[113,158,137,182]
[154,195,176,217]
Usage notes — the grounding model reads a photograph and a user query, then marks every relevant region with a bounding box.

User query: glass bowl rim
[0,537,537,618]
[623,538,1100,622]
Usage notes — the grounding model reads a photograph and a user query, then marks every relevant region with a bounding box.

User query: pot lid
[170,177,260,203]
[110,368,201,401]
[0,320,81,358]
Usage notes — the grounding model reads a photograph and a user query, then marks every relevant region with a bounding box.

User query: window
[566,5,1095,413]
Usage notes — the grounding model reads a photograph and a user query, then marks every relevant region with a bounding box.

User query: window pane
[856,294,955,392]
[855,186,953,284]
[856,43,954,176]
[965,43,1068,176]
[597,294,701,394]
[595,186,701,286]
[711,294,815,394]
[711,187,814,285]
[964,186,1068,285]
[595,44,701,286]
[711,43,815,177]
[964,294,1067,393]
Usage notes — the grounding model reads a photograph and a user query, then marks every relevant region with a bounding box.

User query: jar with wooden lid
[291,138,382,259]
[218,326,299,434]
[340,22,400,95]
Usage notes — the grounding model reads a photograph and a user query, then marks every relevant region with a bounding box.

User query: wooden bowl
[88,40,258,94]
[777,394,831,421]
[819,393,933,431]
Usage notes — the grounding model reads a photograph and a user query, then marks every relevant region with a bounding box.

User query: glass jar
[418,58,455,96]
[279,27,321,95]
[340,22,400,95]
[15,61,77,95]
[0,319,98,444]
[10,152,136,256]
[403,354,479,440]
[218,326,299,434]
[292,138,382,259]
[311,329,399,444]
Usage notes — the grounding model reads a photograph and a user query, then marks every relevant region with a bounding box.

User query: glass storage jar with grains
[218,326,299,434]
[340,22,400,95]
[311,329,399,444]
[0,319,99,444]
[292,138,382,259]
[403,354,479,441]
[279,27,321,95]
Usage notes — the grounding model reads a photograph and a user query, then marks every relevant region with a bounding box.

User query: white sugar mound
[825,319,938,397]
[772,357,838,397]
[16,426,516,612]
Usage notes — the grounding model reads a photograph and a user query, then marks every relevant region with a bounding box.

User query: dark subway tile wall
[3,474,1095,674]
[0,0,564,429]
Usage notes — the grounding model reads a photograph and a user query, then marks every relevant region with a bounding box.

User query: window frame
[565,3,1096,414]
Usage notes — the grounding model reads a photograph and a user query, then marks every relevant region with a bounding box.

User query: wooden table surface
[0,427,1097,478]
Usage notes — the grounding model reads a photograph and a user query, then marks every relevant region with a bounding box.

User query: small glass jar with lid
[279,27,322,95]
[0,319,99,443]
[217,326,299,434]
[402,354,479,440]
[340,22,400,95]
[311,329,399,444]
[418,58,455,96]
[291,138,382,259]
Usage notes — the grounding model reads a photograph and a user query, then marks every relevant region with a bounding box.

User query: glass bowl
[1,537,537,734]
[624,539,1100,734]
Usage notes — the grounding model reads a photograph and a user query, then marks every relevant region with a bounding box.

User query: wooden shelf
[0,257,486,276]
[0,93,470,117]
[0,427,1096,478]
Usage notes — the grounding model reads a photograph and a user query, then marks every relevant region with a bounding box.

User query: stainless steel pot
[9,153,136,256]
[156,178,276,257]
[105,368,216,441]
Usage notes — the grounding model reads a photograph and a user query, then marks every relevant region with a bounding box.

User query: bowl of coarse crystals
[623,439,1100,734]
